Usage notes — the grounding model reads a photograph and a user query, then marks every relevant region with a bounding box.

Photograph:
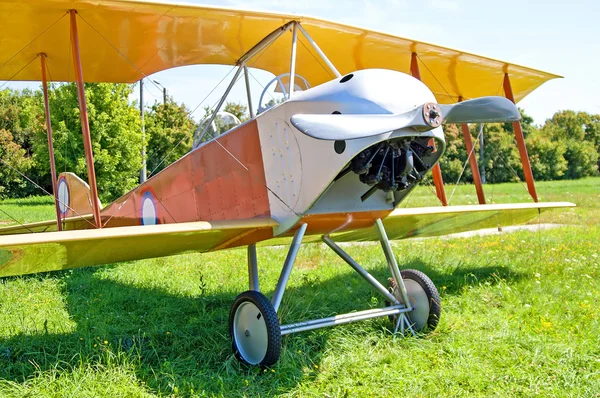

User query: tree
[223,102,249,122]
[0,129,34,198]
[540,111,599,178]
[34,83,142,202]
[0,88,44,197]
[0,88,43,154]
[479,122,522,183]
[439,124,469,184]
[526,131,567,180]
[145,99,196,175]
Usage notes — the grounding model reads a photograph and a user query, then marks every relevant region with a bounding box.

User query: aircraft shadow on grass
[0,257,527,394]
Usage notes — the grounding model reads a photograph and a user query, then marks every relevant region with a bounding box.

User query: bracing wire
[0,158,98,230]
[0,207,35,233]
[448,124,484,205]
[415,53,457,104]
[0,12,68,75]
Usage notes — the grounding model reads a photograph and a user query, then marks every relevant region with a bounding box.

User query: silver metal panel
[256,69,446,235]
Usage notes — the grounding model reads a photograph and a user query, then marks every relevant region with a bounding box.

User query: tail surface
[57,172,103,219]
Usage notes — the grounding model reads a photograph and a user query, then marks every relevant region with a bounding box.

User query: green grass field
[0,178,598,397]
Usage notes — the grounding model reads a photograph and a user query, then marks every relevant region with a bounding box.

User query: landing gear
[229,219,442,366]
[388,269,441,332]
[229,290,281,366]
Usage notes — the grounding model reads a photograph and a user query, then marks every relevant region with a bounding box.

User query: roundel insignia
[140,191,159,226]
[57,177,69,216]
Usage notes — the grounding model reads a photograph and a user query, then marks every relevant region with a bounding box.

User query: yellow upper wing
[0,0,559,103]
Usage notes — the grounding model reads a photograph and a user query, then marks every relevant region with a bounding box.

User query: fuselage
[62,69,446,244]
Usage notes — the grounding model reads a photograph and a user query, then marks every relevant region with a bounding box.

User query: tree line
[0,83,598,202]
[439,110,599,184]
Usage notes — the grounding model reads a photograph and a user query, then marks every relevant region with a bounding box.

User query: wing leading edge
[0,218,277,278]
[260,202,576,246]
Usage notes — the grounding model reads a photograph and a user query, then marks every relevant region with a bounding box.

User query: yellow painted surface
[0,0,559,103]
[0,218,277,277]
[0,202,575,277]
[261,202,576,246]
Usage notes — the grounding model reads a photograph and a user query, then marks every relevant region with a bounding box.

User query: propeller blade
[291,96,520,141]
[439,96,520,124]
[290,107,425,140]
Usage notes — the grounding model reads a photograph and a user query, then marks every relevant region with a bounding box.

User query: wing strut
[411,52,448,206]
[69,9,102,228]
[40,53,62,231]
[458,96,486,204]
[504,73,538,202]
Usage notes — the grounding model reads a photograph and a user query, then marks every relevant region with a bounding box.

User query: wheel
[229,290,281,366]
[388,269,441,332]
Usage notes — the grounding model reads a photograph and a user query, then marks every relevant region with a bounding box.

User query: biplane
[0,0,575,366]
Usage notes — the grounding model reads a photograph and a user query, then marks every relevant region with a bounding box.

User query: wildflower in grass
[245,380,249,386]
[166,331,171,335]
[314,364,318,369]
[297,350,302,353]
[103,340,108,344]
[94,344,97,347]
[271,369,275,373]
[541,319,553,330]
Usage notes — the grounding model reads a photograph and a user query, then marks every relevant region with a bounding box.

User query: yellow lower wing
[332,202,575,242]
[261,202,576,246]
[0,202,575,278]
[0,218,277,277]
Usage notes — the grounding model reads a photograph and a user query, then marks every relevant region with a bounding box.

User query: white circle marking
[58,179,69,214]
[141,196,157,225]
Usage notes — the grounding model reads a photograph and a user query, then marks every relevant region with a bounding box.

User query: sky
[3,0,599,125]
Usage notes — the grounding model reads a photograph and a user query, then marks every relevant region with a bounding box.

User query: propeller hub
[423,103,442,127]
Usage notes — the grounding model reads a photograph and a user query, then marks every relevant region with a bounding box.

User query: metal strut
[374,218,415,335]
[247,244,259,291]
[272,223,307,312]
[272,220,416,336]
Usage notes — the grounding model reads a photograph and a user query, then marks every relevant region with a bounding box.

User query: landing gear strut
[228,219,441,366]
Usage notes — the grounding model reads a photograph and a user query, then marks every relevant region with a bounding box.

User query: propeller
[290,96,520,141]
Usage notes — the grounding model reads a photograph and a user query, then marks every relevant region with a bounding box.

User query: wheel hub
[233,301,268,365]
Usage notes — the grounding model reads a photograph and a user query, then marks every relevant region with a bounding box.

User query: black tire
[387,269,441,332]
[229,290,281,366]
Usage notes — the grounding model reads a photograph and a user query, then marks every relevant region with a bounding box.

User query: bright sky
[4,0,598,125]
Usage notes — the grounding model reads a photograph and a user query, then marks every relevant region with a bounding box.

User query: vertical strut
[272,223,307,313]
[70,9,102,228]
[373,219,411,309]
[461,123,485,204]
[503,73,538,202]
[458,97,485,204]
[243,66,254,118]
[410,52,447,206]
[247,244,259,291]
[40,53,62,231]
[288,22,298,97]
[296,23,341,78]
[140,79,146,183]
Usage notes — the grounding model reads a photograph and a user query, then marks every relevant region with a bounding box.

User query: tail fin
[57,172,102,219]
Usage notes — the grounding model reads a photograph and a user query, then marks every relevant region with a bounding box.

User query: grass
[0,178,598,397]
